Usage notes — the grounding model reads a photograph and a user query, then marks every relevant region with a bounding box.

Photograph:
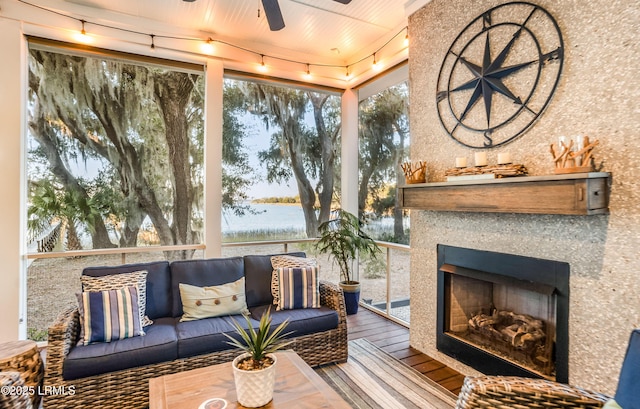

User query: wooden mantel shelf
[399,172,611,215]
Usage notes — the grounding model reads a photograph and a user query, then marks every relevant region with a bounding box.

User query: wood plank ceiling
[61,0,409,80]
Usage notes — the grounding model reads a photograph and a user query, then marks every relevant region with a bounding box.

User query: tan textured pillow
[179,277,249,322]
[270,255,317,305]
[81,270,153,327]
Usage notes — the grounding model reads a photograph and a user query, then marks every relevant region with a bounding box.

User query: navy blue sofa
[43,253,348,409]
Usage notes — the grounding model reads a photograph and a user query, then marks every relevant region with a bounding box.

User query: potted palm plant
[315,209,380,314]
[224,308,292,408]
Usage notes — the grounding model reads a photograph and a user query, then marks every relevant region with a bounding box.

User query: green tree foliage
[358,82,410,244]
[27,179,100,251]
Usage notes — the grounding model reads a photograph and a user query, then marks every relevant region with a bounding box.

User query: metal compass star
[452,27,536,129]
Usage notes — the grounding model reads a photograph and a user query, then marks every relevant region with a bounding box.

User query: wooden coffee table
[149,350,351,408]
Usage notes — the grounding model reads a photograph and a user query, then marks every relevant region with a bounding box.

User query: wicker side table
[0,341,44,409]
[0,372,33,409]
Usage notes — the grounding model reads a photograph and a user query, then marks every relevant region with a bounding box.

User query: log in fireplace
[437,245,569,383]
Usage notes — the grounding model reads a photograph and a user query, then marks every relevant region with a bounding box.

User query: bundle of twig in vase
[550,136,599,170]
[401,161,427,184]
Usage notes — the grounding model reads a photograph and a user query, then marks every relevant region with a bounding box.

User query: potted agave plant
[224,308,292,408]
[315,209,380,315]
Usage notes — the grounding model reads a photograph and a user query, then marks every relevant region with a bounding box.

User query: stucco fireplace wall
[408,0,640,394]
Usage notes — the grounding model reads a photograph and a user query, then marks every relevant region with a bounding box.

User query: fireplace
[437,245,569,383]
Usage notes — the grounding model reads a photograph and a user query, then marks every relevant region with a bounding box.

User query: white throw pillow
[179,277,249,322]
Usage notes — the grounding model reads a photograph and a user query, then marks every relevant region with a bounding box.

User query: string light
[404,30,409,47]
[303,63,312,80]
[74,19,92,44]
[372,53,382,72]
[17,0,407,81]
[200,37,214,54]
[257,54,268,73]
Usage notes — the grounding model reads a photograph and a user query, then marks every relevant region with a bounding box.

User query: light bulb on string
[303,64,312,80]
[150,34,156,50]
[372,53,382,72]
[257,54,268,73]
[74,19,92,44]
[200,37,214,54]
[404,31,409,47]
[345,66,351,79]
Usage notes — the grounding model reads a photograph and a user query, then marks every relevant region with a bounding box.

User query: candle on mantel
[497,152,511,165]
[474,151,487,167]
[455,157,467,168]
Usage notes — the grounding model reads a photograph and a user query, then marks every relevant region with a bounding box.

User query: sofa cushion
[170,257,245,317]
[176,315,258,358]
[615,328,640,409]
[77,286,144,345]
[82,261,171,320]
[63,317,178,380]
[179,278,249,321]
[275,267,320,311]
[250,304,338,338]
[243,252,306,308]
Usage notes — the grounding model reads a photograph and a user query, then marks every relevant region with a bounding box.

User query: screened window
[25,41,205,340]
[358,80,410,245]
[26,42,205,251]
[221,77,341,242]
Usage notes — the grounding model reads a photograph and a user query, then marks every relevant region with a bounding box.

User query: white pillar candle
[573,135,584,165]
[558,136,567,149]
[497,152,511,165]
[455,157,467,168]
[474,151,487,166]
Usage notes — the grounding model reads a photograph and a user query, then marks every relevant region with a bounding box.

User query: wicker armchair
[455,328,640,409]
[455,376,611,409]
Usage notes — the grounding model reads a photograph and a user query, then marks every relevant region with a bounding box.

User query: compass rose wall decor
[436,2,564,149]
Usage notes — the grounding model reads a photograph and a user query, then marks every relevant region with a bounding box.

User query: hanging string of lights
[17,0,408,79]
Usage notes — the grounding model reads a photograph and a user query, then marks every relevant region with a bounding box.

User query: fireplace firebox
[437,245,569,383]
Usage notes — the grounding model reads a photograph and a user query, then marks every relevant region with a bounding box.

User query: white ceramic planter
[231,353,277,408]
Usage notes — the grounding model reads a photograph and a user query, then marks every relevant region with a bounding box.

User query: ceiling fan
[261,0,353,31]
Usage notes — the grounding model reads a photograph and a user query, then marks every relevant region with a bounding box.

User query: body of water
[221,203,408,238]
[222,203,308,233]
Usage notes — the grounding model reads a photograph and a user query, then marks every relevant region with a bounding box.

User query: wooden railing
[26,244,207,264]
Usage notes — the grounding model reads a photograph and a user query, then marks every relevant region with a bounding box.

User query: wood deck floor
[347,307,466,396]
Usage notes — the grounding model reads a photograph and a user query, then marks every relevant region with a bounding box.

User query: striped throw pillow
[81,270,153,327]
[77,286,144,345]
[276,267,320,311]
[270,256,317,306]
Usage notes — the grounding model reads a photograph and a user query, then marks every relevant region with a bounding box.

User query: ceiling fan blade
[261,0,285,31]
[332,0,352,4]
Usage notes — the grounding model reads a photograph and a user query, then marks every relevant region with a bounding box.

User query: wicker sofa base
[44,281,348,409]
